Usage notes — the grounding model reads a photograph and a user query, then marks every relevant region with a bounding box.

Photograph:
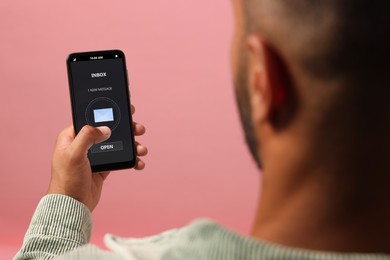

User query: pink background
[0,1,259,258]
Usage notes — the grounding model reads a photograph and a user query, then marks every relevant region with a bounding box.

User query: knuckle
[57,129,68,142]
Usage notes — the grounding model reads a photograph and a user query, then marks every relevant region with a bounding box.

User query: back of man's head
[235,0,390,173]
[234,1,390,252]
[245,0,390,86]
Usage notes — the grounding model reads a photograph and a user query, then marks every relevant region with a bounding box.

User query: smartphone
[67,50,136,172]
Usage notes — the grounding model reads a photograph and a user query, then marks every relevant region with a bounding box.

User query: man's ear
[247,35,293,129]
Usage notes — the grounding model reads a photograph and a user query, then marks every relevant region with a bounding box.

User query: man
[15,0,390,259]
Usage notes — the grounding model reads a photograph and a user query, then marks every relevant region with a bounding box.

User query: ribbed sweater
[14,194,390,260]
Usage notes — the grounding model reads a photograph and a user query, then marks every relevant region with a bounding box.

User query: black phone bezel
[66,49,137,172]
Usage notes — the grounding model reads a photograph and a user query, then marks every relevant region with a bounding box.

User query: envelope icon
[93,108,114,123]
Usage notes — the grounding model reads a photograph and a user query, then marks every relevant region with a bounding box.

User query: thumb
[70,125,111,158]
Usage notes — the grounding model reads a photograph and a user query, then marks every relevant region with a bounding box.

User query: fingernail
[97,126,111,136]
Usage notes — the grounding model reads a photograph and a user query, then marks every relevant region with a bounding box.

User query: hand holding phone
[67,50,138,172]
[49,120,147,211]
[49,125,111,211]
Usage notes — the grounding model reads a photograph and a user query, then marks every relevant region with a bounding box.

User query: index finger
[56,126,76,150]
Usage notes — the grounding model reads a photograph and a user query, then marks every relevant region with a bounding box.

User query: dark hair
[245,0,390,86]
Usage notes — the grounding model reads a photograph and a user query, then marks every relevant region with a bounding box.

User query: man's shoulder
[104,219,231,258]
[102,219,390,260]
[100,219,266,259]
[58,219,390,260]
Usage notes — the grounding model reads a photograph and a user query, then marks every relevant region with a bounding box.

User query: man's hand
[48,105,147,212]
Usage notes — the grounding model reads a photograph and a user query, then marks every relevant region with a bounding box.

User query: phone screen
[67,50,136,172]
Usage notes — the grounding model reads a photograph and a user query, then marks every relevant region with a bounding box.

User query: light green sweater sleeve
[14,194,92,260]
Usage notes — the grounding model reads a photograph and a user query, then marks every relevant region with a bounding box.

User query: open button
[90,141,123,154]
